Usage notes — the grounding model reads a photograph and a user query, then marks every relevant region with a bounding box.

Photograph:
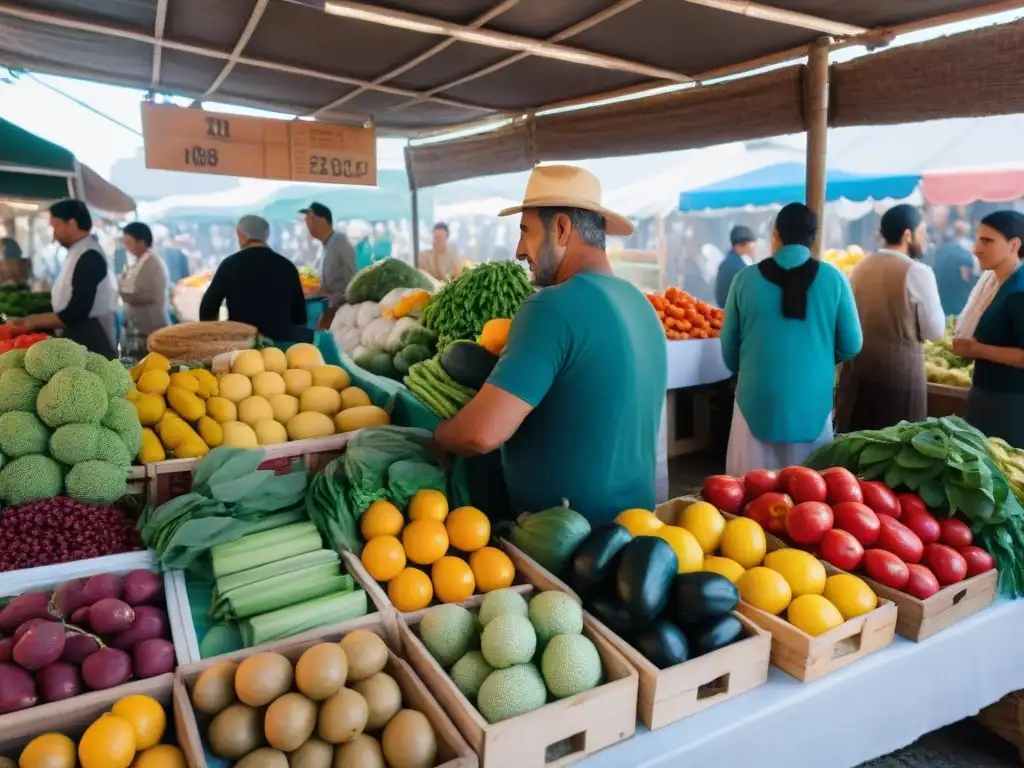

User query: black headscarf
[758,258,821,320]
[981,211,1024,257]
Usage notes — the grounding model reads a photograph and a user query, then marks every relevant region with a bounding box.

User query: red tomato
[924,543,968,586]
[743,491,792,536]
[779,466,828,504]
[820,467,863,505]
[863,549,910,590]
[876,515,924,564]
[938,518,973,548]
[784,501,834,545]
[858,480,901,519]
[743,469,780,500]
[832,501,881,547]
[905,564,941,600]
[818,529,864,571]
[896,495,941,545]
[959,546,995,578]
[702,475,746,515]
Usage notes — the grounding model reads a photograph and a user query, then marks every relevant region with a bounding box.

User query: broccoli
[97,427,132,468]
[0,368,42,413]
[65,460,127,505]
[101,398,143,460]
[0,454,64,504]
[23,338,87,381]
[345,259,433,303]
[49,423,102,465]
[36,367,109,428]
[0,411,50,458]
[0,349,25,371]
[85,353,133,398]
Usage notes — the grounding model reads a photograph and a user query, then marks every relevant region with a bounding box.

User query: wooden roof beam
[680,1,867,37]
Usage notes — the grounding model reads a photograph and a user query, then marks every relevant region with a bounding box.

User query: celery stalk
[241,589,369,647]
[215,550,339,594]
[221,569,352,620]
[211,529,323,578]
[234,509,308,536]
[211,521,318,559]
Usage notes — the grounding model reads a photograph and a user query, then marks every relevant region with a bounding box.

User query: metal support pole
[805,36,831,259]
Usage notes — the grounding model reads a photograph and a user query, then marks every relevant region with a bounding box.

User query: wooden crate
[398,587,638,768]
[927,382,968,418]
[977,691,1024,763]
[175,614,477,768]
[147,434,350,505]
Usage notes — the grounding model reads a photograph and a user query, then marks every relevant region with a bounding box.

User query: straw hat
[498,165,634,237]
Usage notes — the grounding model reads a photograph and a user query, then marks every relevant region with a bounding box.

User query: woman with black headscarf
[952,210,1024,447]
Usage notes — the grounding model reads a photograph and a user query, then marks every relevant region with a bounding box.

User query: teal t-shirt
[487,272,667,525]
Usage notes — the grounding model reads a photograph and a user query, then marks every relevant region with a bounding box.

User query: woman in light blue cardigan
[720,203,863,475]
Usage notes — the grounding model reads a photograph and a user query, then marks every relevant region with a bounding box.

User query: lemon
[269,393,300,423]
[137,369,170,396]
[286,411,335,440]
[283,368,313,397]
[361,500,404,539]
[763,548,826,597]
[221,421,259,448]
[787,594,845,636]
[260,346,288,374]
[340,386,372,410]
[719,518,767,569]
[737,567,792,615]
[285,343,324,371]
[655,525,704,573]
[300,386,342,417]
[253,419,288,445]
[205,396,237,423]
[823,574,878,620]
[702,555,745,583]
[614,508,662,537]
[238,395,274,425]
[218,373,253,403]
[678,501,726,554]
[311,364,351,390]
[409,489,449,522]
[231,349,265,376]
[252,371,286,398]
[19,733,76,768]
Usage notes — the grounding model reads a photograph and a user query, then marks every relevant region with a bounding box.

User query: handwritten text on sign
[140,103,377,186]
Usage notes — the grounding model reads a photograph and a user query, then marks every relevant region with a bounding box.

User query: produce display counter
[579,598,1023,768]
[927,381,968,418]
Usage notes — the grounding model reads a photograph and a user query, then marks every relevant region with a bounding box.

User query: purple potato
[81,647,132,690]
[122,570,164,606]
[37,662,82,703]
[0,662,37,713]
[52,578,87,617]
[81,573,122,605]
[14,618,49,643]
[133,638,175,679]
[111,606,168,651]
[13,621,66,671]
[61,634,101,665]
[0,638,12,663]
[88,598,135,636]
[0,592,51,633]
[70,606,91,626]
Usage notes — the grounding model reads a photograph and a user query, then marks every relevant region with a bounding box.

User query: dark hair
[122,222,153,247]
[880,204,923,246]
[48,199,92,232]
[730,225,756,246]
[774,203,817,248]
[536,207,606,249]
[433,222,450,235]
[980,211,1024,259]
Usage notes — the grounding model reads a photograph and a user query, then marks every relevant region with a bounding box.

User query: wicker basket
[146,321,257,365]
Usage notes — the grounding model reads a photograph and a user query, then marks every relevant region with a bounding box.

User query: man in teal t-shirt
[434,166,667,524]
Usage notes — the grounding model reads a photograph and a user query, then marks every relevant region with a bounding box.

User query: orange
[361,535,407,582]
[360,500,404,540]
[19,733,76,768]
[133,745,188,768]
[402,519,449,565]
[112,694,166,751]
[408,489,449,522]
[614,508,662,537]
[431,556,476,603]
[655,525,704,573]
[388,567,433,612]
[469,546,515,592]
[79,713,136,768]
[445,506,491,552]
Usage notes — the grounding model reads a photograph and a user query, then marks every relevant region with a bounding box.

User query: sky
[0,7,1020,183]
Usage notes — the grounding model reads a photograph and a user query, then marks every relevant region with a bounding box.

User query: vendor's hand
[951,337,979,358]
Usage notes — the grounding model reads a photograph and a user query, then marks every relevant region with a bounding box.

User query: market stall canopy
[921,166,1024,206]
[0,117,136,213]
[0,0,1008,137]
[677,162,921,212]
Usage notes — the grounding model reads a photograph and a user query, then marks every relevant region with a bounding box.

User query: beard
[908,237,923,260]
[531,232,562,287]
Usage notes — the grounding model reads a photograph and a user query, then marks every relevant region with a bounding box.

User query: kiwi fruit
[234,652,293,707]
[295,643,348,700]
[191,661,238,715]
[353,672,402,731]
[235,747,288,768]
[335,734,386,768]
[318,687,369,744]
[208,703,265,759]
[287,736,334,768]
[382,709,437,768]
[340,631,388,682]
[264,692,317,752]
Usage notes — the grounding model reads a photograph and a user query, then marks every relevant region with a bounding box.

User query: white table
[582,599,1024,768]
[666,338,732,390]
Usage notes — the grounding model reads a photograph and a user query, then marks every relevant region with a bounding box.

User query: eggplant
[570,524,633,597]
[586,595,648,636]
[631,619,689,669]
[670,572,740,625]
[687,614,744,657]
[615,537,678,620]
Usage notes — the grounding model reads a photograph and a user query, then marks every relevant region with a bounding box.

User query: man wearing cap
[200,214,307,340]
[419,222,461,282]
[835,204,946,431]
[715,225,757,308]
[302,202,356,327]
[433,165,667,525]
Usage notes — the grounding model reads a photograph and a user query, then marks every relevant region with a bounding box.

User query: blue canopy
[678,162,920,212]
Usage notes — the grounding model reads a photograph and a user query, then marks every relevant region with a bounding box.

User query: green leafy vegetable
[345,259,433,304]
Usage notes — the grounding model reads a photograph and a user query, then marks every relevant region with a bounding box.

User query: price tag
[289,122,377,186]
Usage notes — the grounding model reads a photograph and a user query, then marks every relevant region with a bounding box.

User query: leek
[211,521,317,558]
[241,589,369,646]
[213,567,352,620]
[211,522,322,578]
[214,549,340,594]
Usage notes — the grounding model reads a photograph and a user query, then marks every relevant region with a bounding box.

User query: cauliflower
[0,368,42,412]
[24,338,87,381]
[355,301,382,328]
[36,367,109,428]
[49,423,102,465]
[85,353,133,398]
[336,327,362,355]
[0,349,25,371]
[65,460,127,505]
[102,397,143,459]
[0,454,64,504]
[97,427,132,468]
[0,411,50,458]
[360,317,395,349]
[334,303,358,329]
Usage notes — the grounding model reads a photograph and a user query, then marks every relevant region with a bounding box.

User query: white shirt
[875,249,947,342]
[51,234,119,318]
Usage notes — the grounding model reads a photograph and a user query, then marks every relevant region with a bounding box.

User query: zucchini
[439,340,498,390]
[508,500,591,577]
[615,536,678,620]
[587,595,648,636]
[569,523,633,598]
[670,572,739,625]
[687,613,744,656]
[631,619,689,669]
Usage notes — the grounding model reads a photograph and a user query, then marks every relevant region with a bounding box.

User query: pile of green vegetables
[404,357,476,419]
[806,416,1024,596]
[345,259,433,304]
[421,261,533,350]
[0,286,51,317]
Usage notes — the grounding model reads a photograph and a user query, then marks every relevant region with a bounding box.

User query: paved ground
[667,452,1019,768]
